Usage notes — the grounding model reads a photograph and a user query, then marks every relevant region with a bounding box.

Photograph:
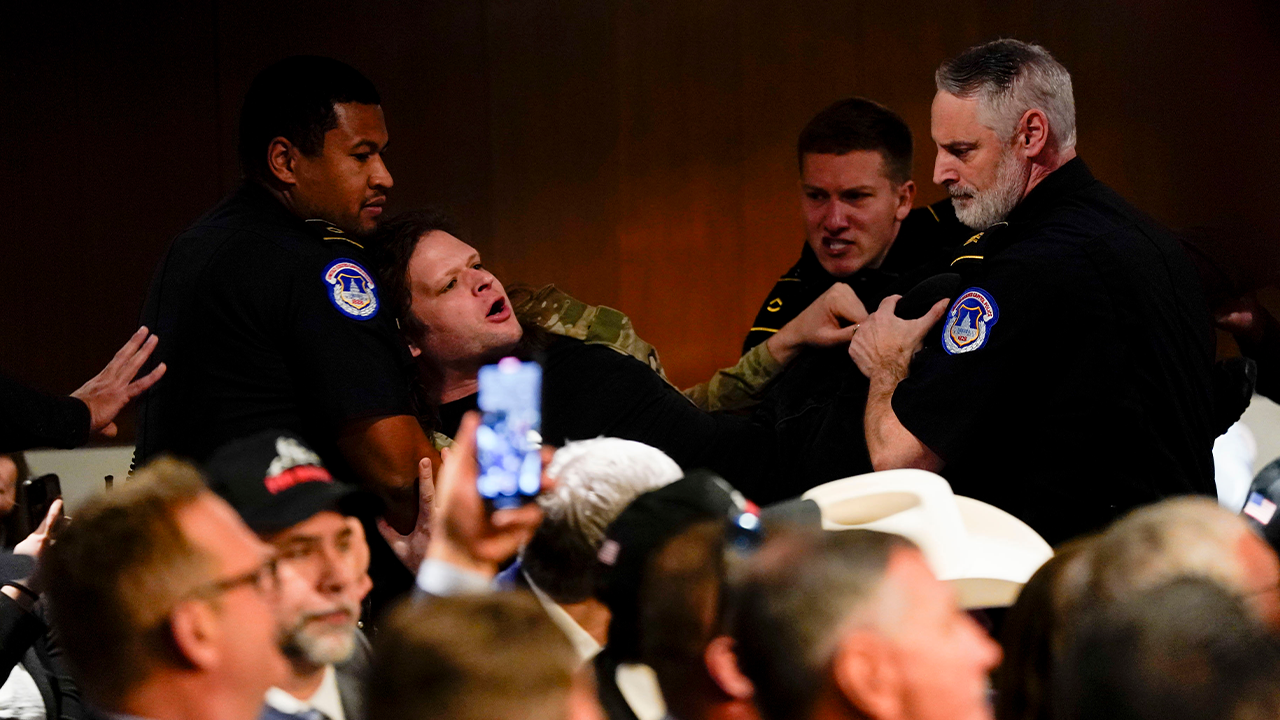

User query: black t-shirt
[440,336,788,502]
[742,200,969,353]
[134,182,415,476]
[893,159,1218,545]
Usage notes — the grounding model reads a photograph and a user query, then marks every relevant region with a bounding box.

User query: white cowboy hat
[801,469,1053,609]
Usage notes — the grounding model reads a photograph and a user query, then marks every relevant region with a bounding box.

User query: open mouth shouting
[486,297,511,322]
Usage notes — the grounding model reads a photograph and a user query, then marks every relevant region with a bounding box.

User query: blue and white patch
[942,287,1000,355]
[323,259,379,320]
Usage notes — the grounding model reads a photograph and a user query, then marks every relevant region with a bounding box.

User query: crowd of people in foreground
[3,33,1280,720]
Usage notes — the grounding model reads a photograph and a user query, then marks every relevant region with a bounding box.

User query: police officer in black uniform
[742,98,968,354]
[737,99,968,499]
[851,40,1218,546]
[135,57,437,614]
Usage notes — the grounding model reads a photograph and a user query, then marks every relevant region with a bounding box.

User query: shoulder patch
[323,259,379,320]
[942,287,1000,355]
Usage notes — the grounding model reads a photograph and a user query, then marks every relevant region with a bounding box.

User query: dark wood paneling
[3,0,1278,438]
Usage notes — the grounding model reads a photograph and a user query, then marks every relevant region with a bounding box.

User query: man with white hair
[1083,496,1280,629]
[849,39,1218,545]
[517,437,683,661]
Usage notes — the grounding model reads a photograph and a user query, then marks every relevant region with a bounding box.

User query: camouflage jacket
[513,284,784,413]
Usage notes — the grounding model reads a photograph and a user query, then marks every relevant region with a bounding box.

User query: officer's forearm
[338,414,442,534]
[864,376,944,472]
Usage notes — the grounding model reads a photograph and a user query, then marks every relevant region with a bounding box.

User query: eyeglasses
[190,556,279,599]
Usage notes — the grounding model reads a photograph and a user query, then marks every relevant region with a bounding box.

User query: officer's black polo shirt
[742,200,967,354]
[893,158,1218,546]
[135,182,414,477]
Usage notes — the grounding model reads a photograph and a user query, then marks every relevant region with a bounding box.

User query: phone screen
[23,473,61,532]
[476,357,543,510]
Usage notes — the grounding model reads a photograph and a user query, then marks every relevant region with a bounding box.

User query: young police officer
[742,98,967,353]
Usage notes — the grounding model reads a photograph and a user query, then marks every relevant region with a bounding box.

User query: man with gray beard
[848,39,1218,545]
[205,431,374,720]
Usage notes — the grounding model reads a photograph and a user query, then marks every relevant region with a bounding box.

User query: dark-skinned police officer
[850,40,1219,546]
[134,57,436,614]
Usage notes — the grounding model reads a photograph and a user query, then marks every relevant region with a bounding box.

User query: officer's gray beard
[950,145,1031,230]
[279,601,361,668]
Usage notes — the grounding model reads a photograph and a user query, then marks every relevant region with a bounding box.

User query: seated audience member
[1,327,164,453]
[742,97,965,354]
[373,210,863,503]
[992,538,1094,720]
[43,458,287,720]
[1057,577,1280,720]
[593,472,765,720]
[367,593,603,720]
[732,529,1001,720]
[518,437,683,661]
[0,453,28,547]
[204,431,375,720]
[1083,496,1280,629]
[0,499,79,720]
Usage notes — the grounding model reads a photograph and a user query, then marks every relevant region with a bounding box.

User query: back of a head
[1087,497,1256,608]
[994,537,1095,720]
[1058,577,1280,720]
[43,457,210,708]
[238,55,380,181]
[934,38,1076,151]
[369,593,579,720]
[638,519,727,700]
[523,438,682,604]
[732,529,915,720]
[797,97,914,184]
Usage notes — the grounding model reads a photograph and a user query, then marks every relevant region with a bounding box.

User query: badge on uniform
[942,287,999,355]
[323,259,379,320]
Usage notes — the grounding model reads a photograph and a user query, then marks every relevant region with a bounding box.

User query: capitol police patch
[322,259,379,320]
[942,287,999,355]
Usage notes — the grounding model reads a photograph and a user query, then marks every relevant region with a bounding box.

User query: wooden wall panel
[3,0,1278,440]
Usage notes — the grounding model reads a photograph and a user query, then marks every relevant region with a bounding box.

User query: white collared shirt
[264,664,346,720]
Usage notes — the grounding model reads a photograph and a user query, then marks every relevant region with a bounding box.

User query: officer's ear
[1017,109,1051,160]
[894,179,916,222]
[266,136,300,186]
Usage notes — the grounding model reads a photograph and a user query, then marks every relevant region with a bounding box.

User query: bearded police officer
[135,57,437,611]
[849,40,1218,545]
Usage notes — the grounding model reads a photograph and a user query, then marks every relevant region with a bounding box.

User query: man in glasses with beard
[205,430,375,720]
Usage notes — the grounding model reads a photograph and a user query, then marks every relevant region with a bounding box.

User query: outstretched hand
[848,296,949,383]
[425,412,548,579]
[71,327,166,439]
[766,283,869,364]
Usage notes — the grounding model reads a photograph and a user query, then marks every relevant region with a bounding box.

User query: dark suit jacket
[335,630,371,720]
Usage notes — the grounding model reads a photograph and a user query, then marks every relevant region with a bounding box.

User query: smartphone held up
[476,357,543,511]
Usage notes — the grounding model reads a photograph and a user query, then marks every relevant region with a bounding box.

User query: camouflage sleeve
[431,431,454,451]
[514,284,672,383]
[682,341,785,413]
[515,283,785,412]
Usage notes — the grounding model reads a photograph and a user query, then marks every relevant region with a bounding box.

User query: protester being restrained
[372,210,865,502]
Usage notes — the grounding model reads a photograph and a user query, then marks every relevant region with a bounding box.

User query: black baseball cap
[594,469,820,661]
[204,430,357,534]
